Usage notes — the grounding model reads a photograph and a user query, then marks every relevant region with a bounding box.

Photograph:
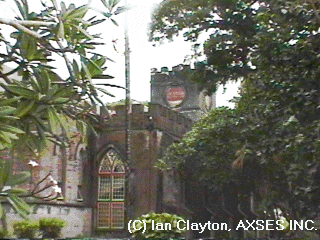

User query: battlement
[151,64,192,75]
[99,104,193,137]
[150,62,206,76]
[150,64,206,88]
[151,64,193,80]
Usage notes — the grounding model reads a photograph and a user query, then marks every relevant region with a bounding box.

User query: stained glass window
[97,149,125,229]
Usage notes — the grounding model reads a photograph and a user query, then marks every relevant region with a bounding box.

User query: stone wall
[151,65,216,121]
[0,122,90,238]
[4,203,92,238]
[94,103,194,234]
[101,103,193,138]
[0,63,205,238]
[0,102,194,238]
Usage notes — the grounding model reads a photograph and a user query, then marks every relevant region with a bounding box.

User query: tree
[152,0,320,236]
[150,0,320,90]
[0,0,124,152]
[0,0,124,231]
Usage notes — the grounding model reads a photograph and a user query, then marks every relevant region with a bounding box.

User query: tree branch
[0,71,13,84]
[56,40,76,82]
[39,40,76,53]
[0,18,54,38]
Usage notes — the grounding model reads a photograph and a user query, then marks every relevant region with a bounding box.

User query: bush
[0,229,7,238]
[39,218,66,238]
[130,212,186,239]
[13,220,39,238]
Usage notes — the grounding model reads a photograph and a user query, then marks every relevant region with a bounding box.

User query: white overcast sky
[0,0,239,107]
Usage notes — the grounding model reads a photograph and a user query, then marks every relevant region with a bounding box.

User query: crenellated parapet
[99,103,193,138]
[150,64,192,85]
[150,64,216,121]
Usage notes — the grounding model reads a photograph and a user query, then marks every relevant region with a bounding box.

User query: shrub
[130,212,186,239]
[13,220,39,238]
[39,217,66,238]
[0,229,7,238]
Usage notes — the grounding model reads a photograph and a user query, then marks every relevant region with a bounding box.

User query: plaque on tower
[151,64,216,121]
[165,86,186,108]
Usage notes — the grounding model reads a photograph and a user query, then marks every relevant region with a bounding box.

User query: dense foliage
[39,217,66,238]
[0,0,123,231]
[13,219,39,238]
[152,0,320,227]
[0,159,31,219]
[0,0,122,153]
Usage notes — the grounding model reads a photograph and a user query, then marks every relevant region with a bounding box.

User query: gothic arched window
[97,149,125,229]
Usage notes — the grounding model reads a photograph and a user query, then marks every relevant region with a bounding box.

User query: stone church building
[2,65,216,238]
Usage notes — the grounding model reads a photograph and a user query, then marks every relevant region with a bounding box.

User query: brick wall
[1,103,193,238]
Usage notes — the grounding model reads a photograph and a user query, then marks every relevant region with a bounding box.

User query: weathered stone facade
[1,65,213,238]
[151,65,216,121]
[92,103,193,237]
[5,204,92,238]
[1,124,92,238]
[1,103,194,238]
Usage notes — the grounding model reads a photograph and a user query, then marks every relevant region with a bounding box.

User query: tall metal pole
[124,0,131,164]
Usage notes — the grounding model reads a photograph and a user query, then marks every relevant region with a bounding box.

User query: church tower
[150,64,216,121]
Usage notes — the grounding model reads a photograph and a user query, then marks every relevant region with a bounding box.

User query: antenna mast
[124,0,131,164]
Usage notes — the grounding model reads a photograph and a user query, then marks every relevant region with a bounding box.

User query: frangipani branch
[0,18,54,38]
[23,161,63,201]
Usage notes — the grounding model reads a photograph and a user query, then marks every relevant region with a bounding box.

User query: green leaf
[0,106,16,117]
[29,76,40,92]
[20,33,37,60]
[14,0,28,19]
[81,55,107,77]
[0,124,24,134]
[96,87,115,97]
[32,115,48,131]
[58,22,65,39]
[73,18,90,25]
[0,97,21,106]
[7,188,28,195]
[46,70,62,82]
[16,100,35,117]
[109,0,120,9]
[0,160,10,186]
[0,116,19,121]
[50,97,69,104]
[0,131,16,144]
[62,5,89,21]
[111,18,118,26]
[34,69,51,93]
[60,1,67,14]
[92,74,114,79]
[7,85,38,100]
[7,194,30,219]
[72,60,80,79]
[81,61,92,81]
[5,172,30,186]
[71,24,94,40]
[100,0,108,9]
[90,18,106,26]
[48,108,61,133]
